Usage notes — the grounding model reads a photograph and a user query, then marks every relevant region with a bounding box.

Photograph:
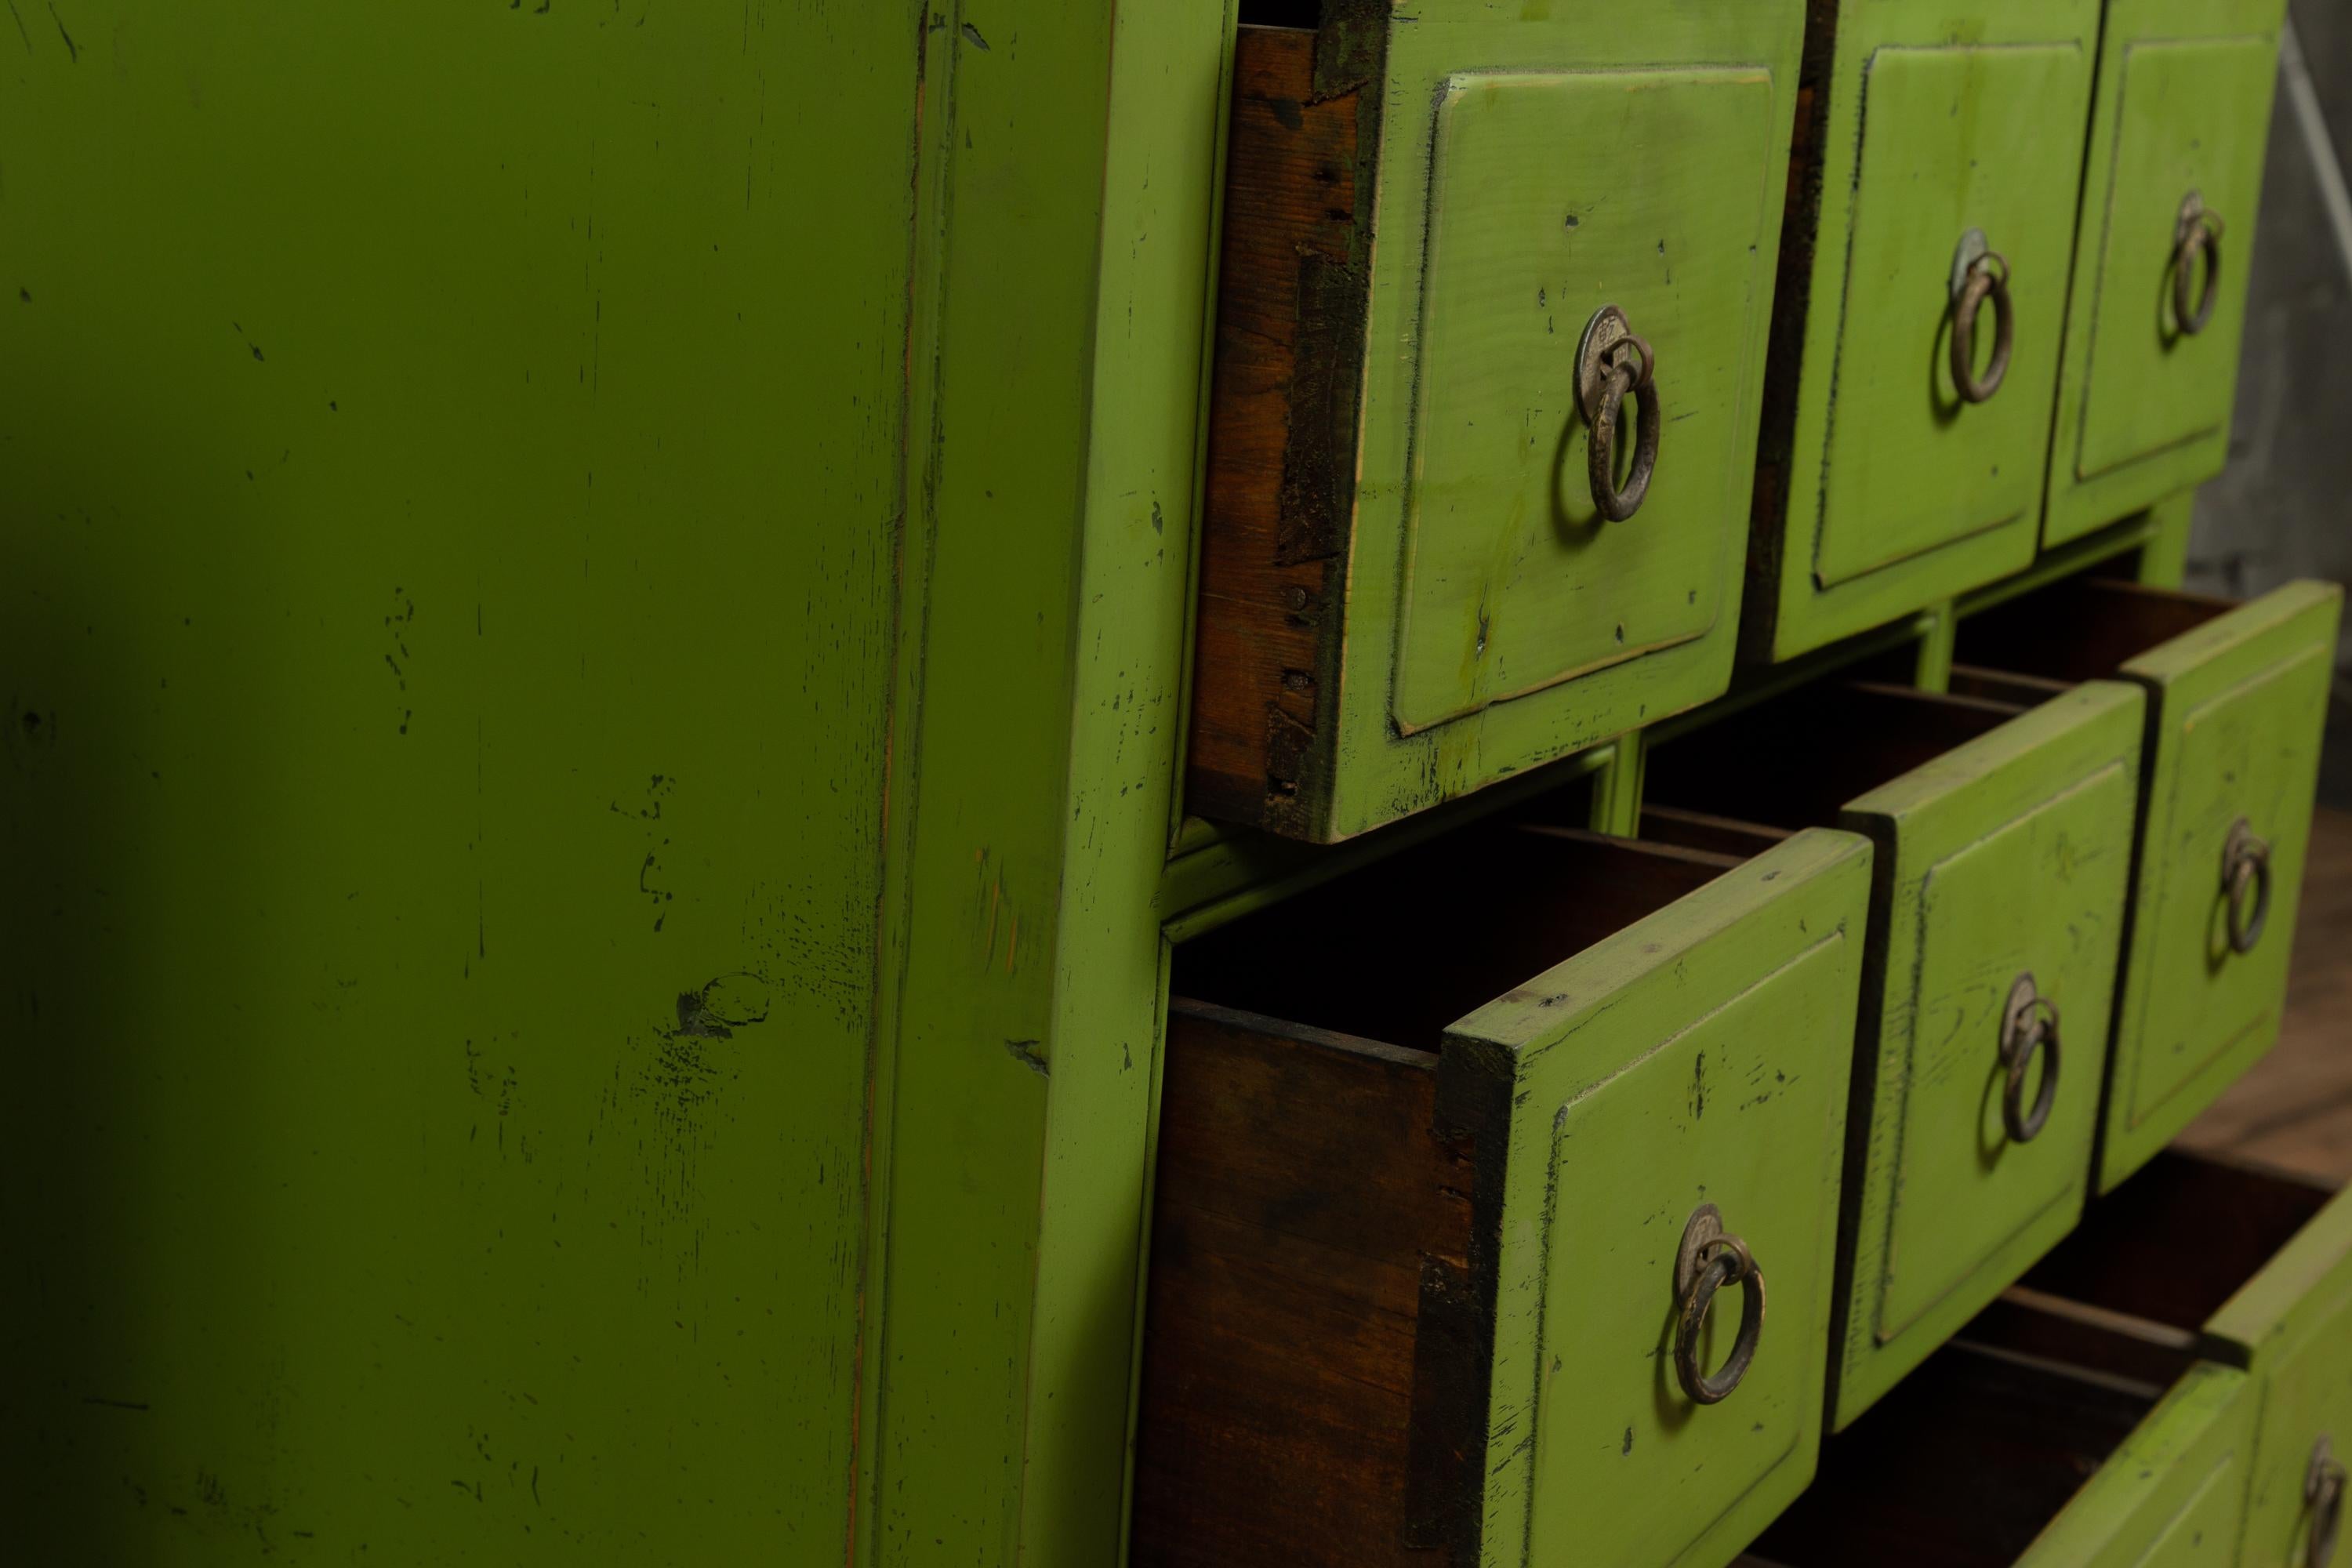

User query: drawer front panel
[1395,66,1772,731]
[1747,0,2099,662]
[1834,683,2143,1427]
[2024,1363,2256,1568]
[2103,583,2342,1189]
[1182,3,1806,842]
[1812,41,2091,589]
[2073,38,2276,481]
[1446,830,1871,1568]
[2043,0,2285,546]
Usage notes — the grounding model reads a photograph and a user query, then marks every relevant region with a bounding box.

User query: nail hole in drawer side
[1137,824,1872,1568]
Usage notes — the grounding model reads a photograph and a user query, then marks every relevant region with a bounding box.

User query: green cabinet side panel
[1323,0,1806,840]
[0,2,920,1560]
[2101,582,2343,1189]
[1452,829,1872,1568]
[1759,1,2100,660]
[2043,0,2286,546]
[2022,1363,2256,1568]
[1831,682,2143,1428]
[877,3,1233,1566]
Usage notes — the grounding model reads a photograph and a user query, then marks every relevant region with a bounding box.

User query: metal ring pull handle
[1949,234,2015,405]
[1577,304,1661,523]
[1674,1204,1766,1406]
[1999,973,2061,1145]
[2171,192,2225,337]
[2309,1436,2346,1568]
[2224,817,2274,956]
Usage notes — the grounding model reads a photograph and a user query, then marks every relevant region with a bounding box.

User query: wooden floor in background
[2181,806,2352,1181]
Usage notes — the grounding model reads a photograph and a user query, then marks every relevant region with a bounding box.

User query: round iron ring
[1584,335,1660,523]
[2223,817,2274,956]
[2000,974,2061,1145]
[1951,251,2014,404]
[2172,201,2223,337]
[1674,1233,1765,1406]
[2308,1436,2345,1568]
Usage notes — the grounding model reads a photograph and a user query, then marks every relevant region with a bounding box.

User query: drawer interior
[2011,1149,2332,1337]
[1740,1339,2178,1568]
[1639,681,2025,840]
[1171,822,1731,1053]
[1954,576,2238,688]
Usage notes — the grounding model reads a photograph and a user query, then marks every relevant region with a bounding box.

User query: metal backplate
[1576,301,1632,419]
[1677,1203,1726,1297]
[1950,227,1990,301]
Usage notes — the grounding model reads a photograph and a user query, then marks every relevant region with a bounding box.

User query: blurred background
[2194,2,2352,808]
[2183,2,2352,1176]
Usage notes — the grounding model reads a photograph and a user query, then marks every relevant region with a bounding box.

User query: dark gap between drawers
[1956,575,2238,684]
[1171,823,1730,1054]
[1639,681,2027,836]
[2014,1146,2333,1334]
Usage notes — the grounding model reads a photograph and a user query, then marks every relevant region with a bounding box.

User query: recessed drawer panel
[2043,0,2287,546]
[1187,4,1806,842]
[1748,2,2098,661]
[1639,680,2143,1428]
[1955,577,2342,1189]
[1133,824,1872,1568]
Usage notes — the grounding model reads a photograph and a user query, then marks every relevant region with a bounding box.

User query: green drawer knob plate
[1674,1203,1766,1405]
[2224,815,2274,954]
[2170,191,2225,339]
[1948,229,2015,405]
[1576,303,1662,522]
[2309,1435,2346,1568]
[1999,971,2063,1144]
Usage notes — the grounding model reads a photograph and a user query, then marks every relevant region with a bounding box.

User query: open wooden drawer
[1991,1149,2352,1567]
[1737,1333,2256,1566]
[1185,3,1807,840]
[1954,577,2343,1189]
[1632,679,2144,1428]
[1131,823,1871,1568]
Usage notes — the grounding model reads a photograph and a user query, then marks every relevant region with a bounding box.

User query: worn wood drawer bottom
[1132,820,1871,1568]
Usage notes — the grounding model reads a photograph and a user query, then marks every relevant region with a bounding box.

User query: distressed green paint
[869,2,1232,1565]
[1755,0,2100,660]
[2043,0,2286,547]
[0,2,918,1559]
[1451,829,1871,1568]
[1831,684,2143,1428]
[1317,0,1806,840]
[2100,582,2343,1189]
[1396,64,1778,731]
[2206,1187,2352,1568]
[2020,1363,2255,1567]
